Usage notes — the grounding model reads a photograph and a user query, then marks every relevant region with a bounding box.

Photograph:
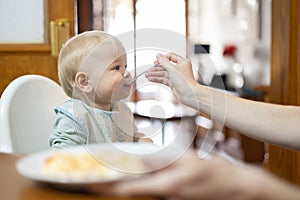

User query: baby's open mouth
[123,79,136,88]
[124,81,133,87]
[126,71,147,86]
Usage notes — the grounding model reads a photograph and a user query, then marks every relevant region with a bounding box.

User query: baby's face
[92,53,133,106]
[79,39,133,108]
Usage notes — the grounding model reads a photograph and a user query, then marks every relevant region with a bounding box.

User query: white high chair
[0,75,68,153]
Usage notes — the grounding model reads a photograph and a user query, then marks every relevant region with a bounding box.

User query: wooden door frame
[268,0,300,184]
[0,0,75,95]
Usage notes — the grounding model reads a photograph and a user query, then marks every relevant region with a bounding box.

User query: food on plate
[43,151,145,181]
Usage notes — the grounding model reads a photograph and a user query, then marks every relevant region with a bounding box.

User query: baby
[49,30,150,149]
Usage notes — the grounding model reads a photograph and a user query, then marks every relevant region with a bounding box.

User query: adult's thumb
[156,53,173,71]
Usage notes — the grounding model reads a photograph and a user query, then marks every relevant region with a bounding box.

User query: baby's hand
[134,133,153,143]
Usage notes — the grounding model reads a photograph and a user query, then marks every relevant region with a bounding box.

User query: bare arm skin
[89,151,300,200]
[87,53,300,200]
[146,53,300,150]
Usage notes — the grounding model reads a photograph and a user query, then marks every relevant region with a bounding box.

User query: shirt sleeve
[49,111,87,149]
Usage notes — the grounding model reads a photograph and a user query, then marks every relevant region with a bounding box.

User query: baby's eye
[114,65,120,70]
[125,65,127,69]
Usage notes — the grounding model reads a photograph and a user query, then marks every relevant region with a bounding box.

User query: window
[92,0,186,101]
[0,0,45,43]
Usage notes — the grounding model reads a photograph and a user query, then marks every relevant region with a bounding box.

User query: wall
[188,0,271,89]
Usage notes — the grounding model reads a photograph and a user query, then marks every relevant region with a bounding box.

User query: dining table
[0,152,158,200]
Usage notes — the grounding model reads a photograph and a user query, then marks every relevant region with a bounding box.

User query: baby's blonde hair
[58,30,123,97]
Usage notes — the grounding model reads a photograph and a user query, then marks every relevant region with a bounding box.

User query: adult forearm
[185,84,300,150]
[253,170,300,200]
[234,164,300,200]
[225,95,300,150]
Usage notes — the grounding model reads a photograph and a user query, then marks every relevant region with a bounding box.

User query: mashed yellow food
[43,151,144,182]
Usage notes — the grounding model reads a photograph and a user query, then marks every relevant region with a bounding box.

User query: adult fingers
[146,66,168,77]
[162,52,187,65]
[88,171,177,197]
[155,53,176,72]
[145,65,171,86]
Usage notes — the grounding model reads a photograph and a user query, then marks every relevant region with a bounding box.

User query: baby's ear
[75,72,93,93]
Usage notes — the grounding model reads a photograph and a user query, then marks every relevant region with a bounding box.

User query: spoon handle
[127,70,147,85]
[127,64,160,85]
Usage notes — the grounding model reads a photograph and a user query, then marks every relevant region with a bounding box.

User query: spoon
[126,64,161,86]
[126,70,147,85]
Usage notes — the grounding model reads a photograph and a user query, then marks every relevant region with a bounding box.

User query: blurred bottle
[221,44,245,92]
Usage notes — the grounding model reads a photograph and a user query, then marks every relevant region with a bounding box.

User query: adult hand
[146,53,197,86]
[88,150,288,200]
[146,53,200,106]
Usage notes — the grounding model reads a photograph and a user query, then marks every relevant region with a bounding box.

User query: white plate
[16,143,182,188]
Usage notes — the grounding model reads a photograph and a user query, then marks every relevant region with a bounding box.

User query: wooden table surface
[0,153,157,200]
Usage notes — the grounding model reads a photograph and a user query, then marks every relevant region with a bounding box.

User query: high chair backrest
[0,75,68,153]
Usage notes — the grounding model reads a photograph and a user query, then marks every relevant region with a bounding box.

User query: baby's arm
[133,133,153,143]
[49,112,87,149]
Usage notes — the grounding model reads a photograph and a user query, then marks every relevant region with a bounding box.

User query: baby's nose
[123,71,131,78]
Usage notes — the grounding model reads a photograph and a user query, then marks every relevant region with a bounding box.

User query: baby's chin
[112,91,131,101]
[111,84,133,101]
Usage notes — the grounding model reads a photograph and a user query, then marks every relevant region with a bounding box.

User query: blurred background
[1,0,300,187]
